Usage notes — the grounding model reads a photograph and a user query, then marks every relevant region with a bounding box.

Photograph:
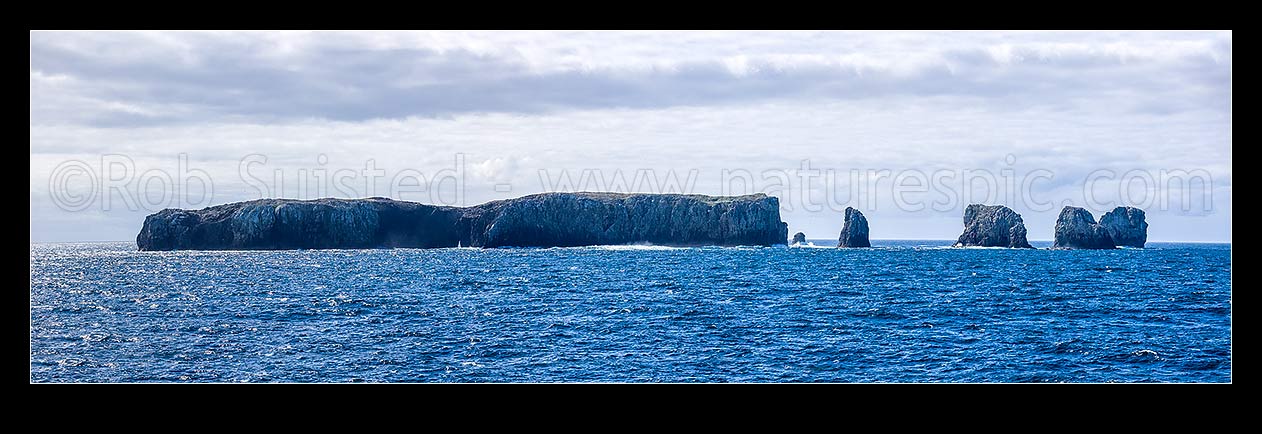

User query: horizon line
[29,238,1234,245]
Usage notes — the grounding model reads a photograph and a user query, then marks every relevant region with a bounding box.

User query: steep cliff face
[136,198,463,250]
[460,193,786,247]
[837,207,871,248]
[953,204,1033,248]
[1053,206,1115,249]
[137,193,787,250]
[1100,206,1148,248]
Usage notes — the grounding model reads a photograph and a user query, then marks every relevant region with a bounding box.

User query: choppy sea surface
[30,240,1231,382]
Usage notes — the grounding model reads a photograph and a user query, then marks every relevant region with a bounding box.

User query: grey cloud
[30,32,1230,127]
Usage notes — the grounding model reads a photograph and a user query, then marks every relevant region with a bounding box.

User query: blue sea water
[30,240,1231,383]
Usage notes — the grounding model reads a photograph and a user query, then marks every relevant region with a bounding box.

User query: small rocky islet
[137,193,1146,251]
[953,204,1033,248]
[1100,207,1148,248]
[790,232,807,245]
[1052,205,1148,249]
[837,207,871,248]
[1053,206,1116,249]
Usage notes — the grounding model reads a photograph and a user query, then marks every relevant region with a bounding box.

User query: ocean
[29,240,1231,382]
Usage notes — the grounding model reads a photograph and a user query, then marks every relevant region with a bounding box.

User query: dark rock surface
[137,192,788,250]
[953,204,1033,248]
[1100,206,1148,248]
[791,232,806,245]
[837,207,871,248]
[1053,206,1116,249]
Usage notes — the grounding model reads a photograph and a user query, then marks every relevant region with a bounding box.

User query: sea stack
[1100,206,1148,248]
[953,204,1033,248]
[137,192,788,250]
[837,207,871,248]
[791,232,807,245]
[1053,206,1115,249]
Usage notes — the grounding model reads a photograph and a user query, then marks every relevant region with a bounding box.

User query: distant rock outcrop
[837,207,871,248]
[137,193,788,250]
[953,204,1033,248]
[791,232,807,245]
[1100,207,1148,248]
[1053,206,1116,249]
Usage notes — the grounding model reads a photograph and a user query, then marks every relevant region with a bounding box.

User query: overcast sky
[30,31,1231,242]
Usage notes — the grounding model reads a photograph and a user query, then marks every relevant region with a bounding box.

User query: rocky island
[137,193,788,250]
[791,232,806,245]
[1052,206,1115,249]
[837,207,871,248]
[953,204,1032,248]
[1100,206,1148,248]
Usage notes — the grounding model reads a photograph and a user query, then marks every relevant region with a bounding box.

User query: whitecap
[789,242,833,249]
[588,244,686,251]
